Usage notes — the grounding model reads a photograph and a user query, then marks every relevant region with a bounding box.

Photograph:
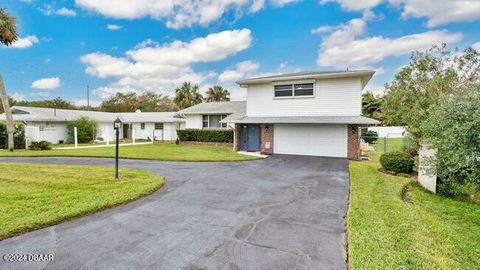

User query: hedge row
[177,129,233,143]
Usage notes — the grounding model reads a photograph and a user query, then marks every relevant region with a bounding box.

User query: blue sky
[1,0,480,105]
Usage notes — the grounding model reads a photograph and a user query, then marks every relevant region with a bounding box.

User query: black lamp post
[114,117,122,179]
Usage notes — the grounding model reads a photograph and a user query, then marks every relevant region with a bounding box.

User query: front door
[123,124,130,139]
[241,124,261,151]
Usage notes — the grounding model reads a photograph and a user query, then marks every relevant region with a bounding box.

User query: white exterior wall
[246,77,362,117]
[130,122,180,141]
[185,115,203,129]
[273,124,348,157]
[25,121,68,144]
[98,122,116,141]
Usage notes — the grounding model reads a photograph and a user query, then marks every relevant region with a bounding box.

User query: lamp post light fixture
[114,117,122,179]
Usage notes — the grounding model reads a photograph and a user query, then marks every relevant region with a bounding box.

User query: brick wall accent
[260,124,273,155]
[234,124,241,151]
[347,124,360,160]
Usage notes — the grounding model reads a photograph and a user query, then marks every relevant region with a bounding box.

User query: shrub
[177,129,233,143]
[421,85,480,197]
[67,117,98,143]
[380,151,414,174]
[30,141,52,150]
[361,130,379,144]
[0,122,26,149]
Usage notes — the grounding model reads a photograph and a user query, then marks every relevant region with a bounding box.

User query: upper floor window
[202,115,227,128]
[274,83,314,97]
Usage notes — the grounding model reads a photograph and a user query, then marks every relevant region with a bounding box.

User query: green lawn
[0,142,258,162]
[0,163,163,240]
[348,139,480,269]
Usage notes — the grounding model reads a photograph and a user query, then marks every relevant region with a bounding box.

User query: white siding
[246,77,362,117]
[98,122,116,141]
[185,115,203,129]
[25,121,68,144]
[273,124,348,158]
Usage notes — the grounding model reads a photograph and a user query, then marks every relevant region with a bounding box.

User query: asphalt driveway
[0,155,349,270]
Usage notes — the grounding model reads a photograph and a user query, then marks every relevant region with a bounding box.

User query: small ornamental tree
[67,117,98,143]
[421,85,480,197]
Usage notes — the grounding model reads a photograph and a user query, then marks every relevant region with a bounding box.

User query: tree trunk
[0,74,14,151]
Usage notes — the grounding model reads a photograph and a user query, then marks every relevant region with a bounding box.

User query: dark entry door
[123,124,129,139]
[241,124,261,151]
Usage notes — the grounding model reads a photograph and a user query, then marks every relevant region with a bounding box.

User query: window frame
[273,81,315,99]
[154,122,164,130]
[202,114,228,129]
[140,123,145,130]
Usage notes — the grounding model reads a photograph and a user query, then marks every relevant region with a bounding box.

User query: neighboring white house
[0,106,185,144]
[178,70,380,159]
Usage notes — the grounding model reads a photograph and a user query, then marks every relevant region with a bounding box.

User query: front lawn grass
[348,139,480,269]
[0,163,163,240]
[0,142,258,162]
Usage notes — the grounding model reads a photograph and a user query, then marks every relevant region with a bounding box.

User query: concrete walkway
[0,156,349,270]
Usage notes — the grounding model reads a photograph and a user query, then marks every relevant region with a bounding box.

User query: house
[0,106,185,144]
[179,70,380,159]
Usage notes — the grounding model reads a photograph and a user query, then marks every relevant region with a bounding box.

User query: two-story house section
[224,70,380,159]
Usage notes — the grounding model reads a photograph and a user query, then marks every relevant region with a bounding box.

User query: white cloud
[75,0,293,28]
[7,35,39,49]
[73,99,102,107]
[320,0,382,10]
[394,0,480,27]
[81,29,252,97]
[311,25,335,34]
[30,77,61,90]
[11,92,26,101]
[93,86,138,99]
[219,60,260,83]
[55,7,77,16]
[316,13,463,68]
[322,0,480,27]
[107,24,122,31]
[473,42,480,51]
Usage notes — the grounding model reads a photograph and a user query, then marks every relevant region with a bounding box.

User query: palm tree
[0,8,18,151]
[174,82,203,109]
[205,85,230,102]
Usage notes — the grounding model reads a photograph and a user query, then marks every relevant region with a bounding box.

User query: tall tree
[174,82,203,109]
[0,7,18,151]
[362,92,384,121]
[383,44,480,138]
[100,92,177,112]
[49,97,76,109]
[205,85,230,102]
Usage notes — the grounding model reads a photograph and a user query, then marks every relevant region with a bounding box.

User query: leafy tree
[174,82,203,109]
[100,92,176,112]
[49,97,76,109]
[0,7,18,151]
[137,92,177,112]
[421,85,480,198]
[67,117,98,143]
[362,92,384,120]
[383,44,480,138]
[206,86,230,102]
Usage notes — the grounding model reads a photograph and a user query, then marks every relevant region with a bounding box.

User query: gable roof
[0,106,184,123]
[236,70,375,86]
[178,101,246,115]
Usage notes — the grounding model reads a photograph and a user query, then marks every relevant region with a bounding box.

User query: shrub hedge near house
[380,151,414,174]
[177,129,233,143]
[30,141,52,150]
[361,130,379,144]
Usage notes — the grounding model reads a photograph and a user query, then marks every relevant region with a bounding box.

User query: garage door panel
[274,124,347,157]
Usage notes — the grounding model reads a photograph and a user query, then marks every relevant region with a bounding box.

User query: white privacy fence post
[74,127,78,148]
[132,126,135,144]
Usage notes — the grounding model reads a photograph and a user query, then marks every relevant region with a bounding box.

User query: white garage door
[274,124,348,157]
